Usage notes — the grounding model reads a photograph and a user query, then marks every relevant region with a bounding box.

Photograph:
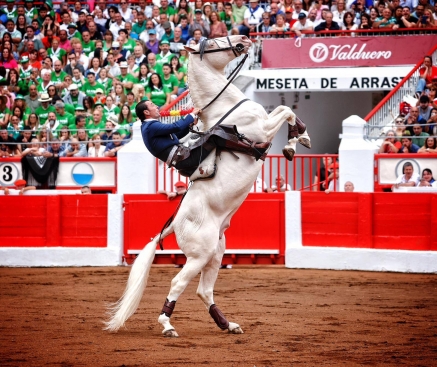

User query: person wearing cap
[63,83,86,110]
[109,41,127,64]
[158,181,188,200]
[1,179,36,196]
[114,62,136,92]
[67,23,82,41]
[161,21,176,43]
[156,40,175,66]
[18,56,33,80]
[81,72,106,98]
[145,29,159,55]
[189,8,210,37]
[239,0,264,36]
[292,11,314,36]
[35,93,56,126]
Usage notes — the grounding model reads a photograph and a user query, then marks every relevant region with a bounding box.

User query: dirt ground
[0,266,436,367]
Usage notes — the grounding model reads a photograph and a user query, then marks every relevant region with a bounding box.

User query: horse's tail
[104,234,161,332]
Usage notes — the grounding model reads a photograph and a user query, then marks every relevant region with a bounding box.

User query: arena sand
[0,266,436,366]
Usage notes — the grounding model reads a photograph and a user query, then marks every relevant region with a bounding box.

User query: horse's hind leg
[196,235,243,334]
[158,243,216,337]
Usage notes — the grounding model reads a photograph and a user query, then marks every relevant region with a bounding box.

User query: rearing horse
[105,35,310,337]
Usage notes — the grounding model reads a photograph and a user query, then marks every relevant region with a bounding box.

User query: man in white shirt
[292,0,308,20]
[392,162,420,190]
[292,12,314,36]
[110,11,126,39]
[239,0,264,36]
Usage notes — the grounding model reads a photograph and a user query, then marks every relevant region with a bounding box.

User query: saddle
[174,125,272,179]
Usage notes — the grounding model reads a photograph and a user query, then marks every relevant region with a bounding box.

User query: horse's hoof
[163,329,179,337]
[282,147,295,161]
[298,137,311,149]
[229,327,244,334]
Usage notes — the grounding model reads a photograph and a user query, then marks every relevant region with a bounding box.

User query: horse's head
[184,35,252,69]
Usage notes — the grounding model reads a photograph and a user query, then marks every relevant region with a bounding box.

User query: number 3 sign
[0,163,19,186]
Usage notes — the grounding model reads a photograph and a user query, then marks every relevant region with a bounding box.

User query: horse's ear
[184,46,196,53]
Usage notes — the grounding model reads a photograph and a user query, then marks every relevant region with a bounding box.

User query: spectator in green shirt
[81,30,96,56]
[162,63,179,97]
[132,11,147,37]
[159,0,176,23]
[116,62,137,92]
[81,72,105,98]
[146,73,171,108]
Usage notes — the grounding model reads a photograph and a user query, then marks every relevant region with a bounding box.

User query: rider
[136,100,271,178]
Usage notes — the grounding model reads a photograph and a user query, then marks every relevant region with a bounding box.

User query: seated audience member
[313,155,333,191]
[344,181,354,192]
[0,179,36,195]
[416,55,437,97]
[426,108,437,135]
[417,168,437,187]
[88,135,107,157]
[373,8,397,28]
[0,129,20,157]
[326,162,339,191]
[63,138,87,157]
[399,133,420,153]
[250,175,268,192]
[266,175,291,192]
[416,9,436,28]
[411,123,429,147]
[21,138,46,156]
[238,0,264,37]
[104,132,125,157]
[392,162,420,190]
[418,95,433,121]
[158,181,188,200]
[325,180,354,194]
[43,138,65,157]
[81,185,92,194]
[379,130,401,153]
[418,137,437,153]
[257,12,272,33]
[342,11,358,34]
[292,12,314,36]
[269,14,290,34]
[405,106,426,134]
[358,13,372,29]
[314,11,340,31]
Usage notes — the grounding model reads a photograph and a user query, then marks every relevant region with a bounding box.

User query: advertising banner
[262,36,434,69]
[0,158,116,190]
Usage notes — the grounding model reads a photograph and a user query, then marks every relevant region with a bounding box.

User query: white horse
[105,35,310,337]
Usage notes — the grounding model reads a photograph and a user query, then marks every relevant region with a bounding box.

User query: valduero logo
[71,162,94,185]
[309,43,329,63]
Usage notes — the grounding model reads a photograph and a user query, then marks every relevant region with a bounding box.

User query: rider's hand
[192,108,201,116]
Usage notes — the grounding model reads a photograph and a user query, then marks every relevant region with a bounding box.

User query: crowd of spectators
[250,0,437,36]
[380,57,437,156]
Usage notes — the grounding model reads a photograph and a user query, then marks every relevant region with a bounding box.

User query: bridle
[190,36,249,111]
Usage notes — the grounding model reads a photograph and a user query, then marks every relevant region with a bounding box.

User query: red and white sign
[262,36,435,69]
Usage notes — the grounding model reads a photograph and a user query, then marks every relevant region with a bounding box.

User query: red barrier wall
[0,195,108,248]
[123,193,285,264]
[301,192,437,251]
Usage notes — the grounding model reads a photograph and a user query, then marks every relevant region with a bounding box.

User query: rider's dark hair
[136,100,149,121]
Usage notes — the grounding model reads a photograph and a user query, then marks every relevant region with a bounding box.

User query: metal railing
[156,154,339,193]
[363,44,437,139]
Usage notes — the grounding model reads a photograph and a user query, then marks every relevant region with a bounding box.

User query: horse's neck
[188,57,245,129]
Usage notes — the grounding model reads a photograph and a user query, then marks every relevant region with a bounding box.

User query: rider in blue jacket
[137,100,270,176]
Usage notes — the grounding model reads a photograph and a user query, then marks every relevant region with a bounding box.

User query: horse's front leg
[196,234,243,334]
[264,106,298,161]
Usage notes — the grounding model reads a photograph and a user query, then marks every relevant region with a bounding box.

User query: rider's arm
[150,115,195,137]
